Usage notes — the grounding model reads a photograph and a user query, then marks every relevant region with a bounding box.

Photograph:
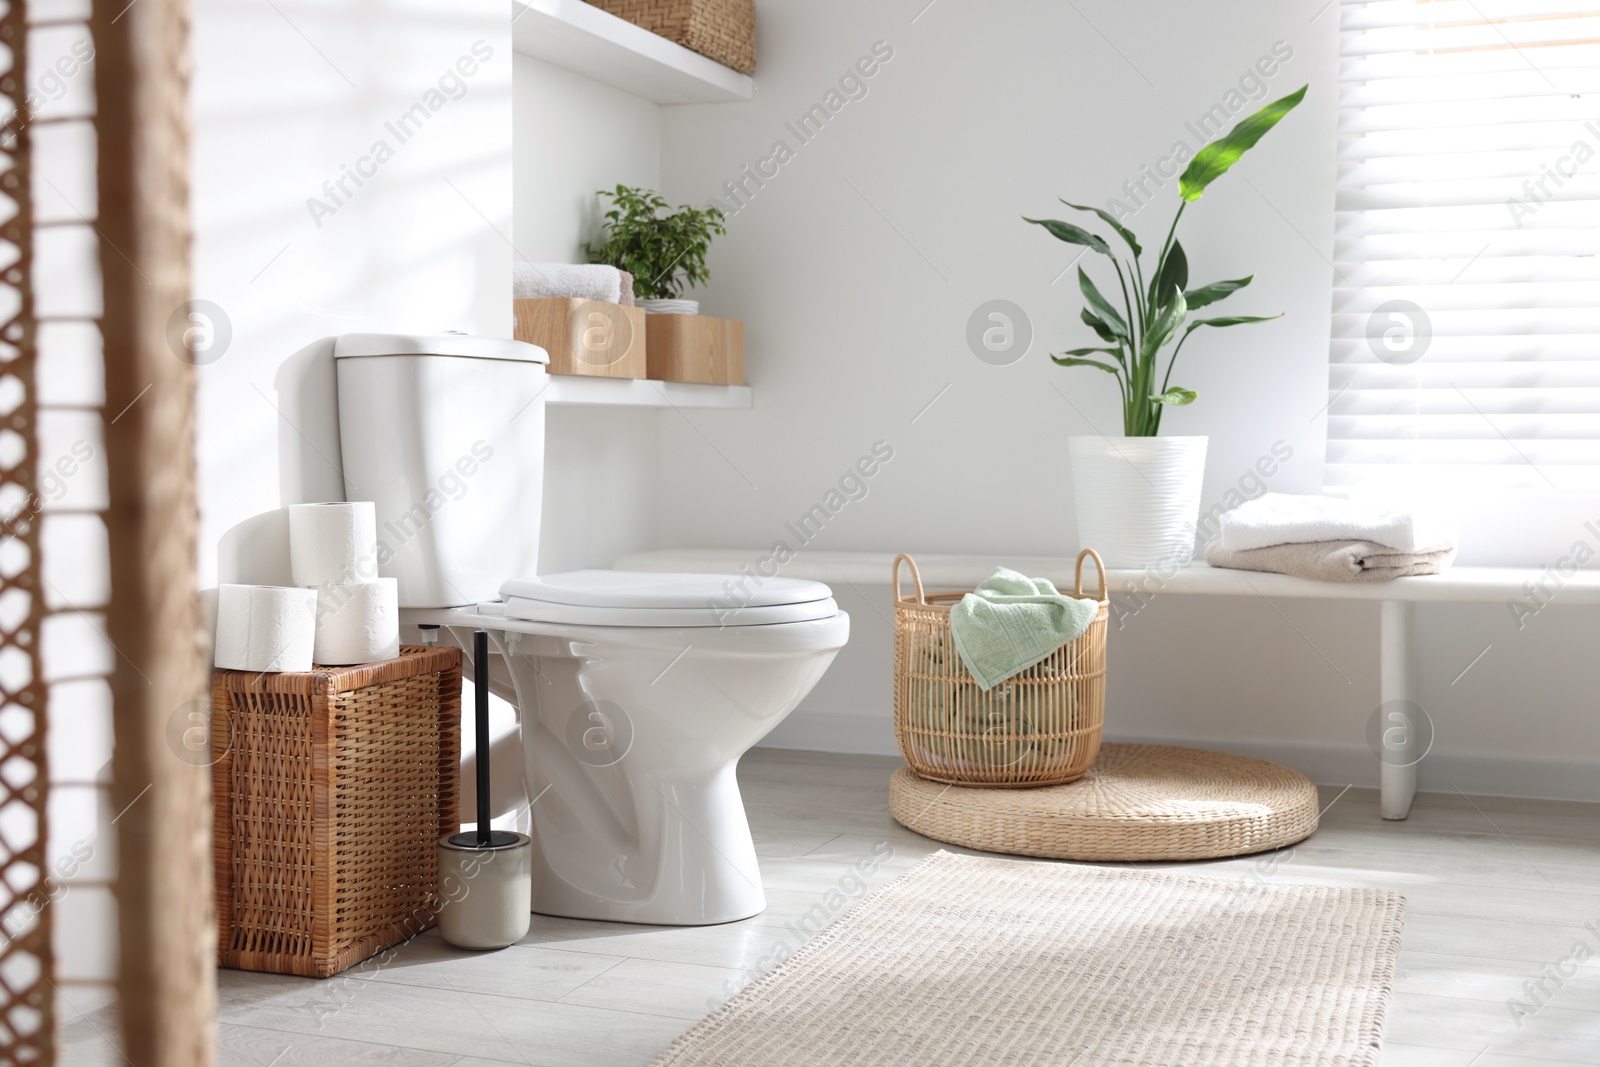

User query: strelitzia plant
[1027,85,1307,436]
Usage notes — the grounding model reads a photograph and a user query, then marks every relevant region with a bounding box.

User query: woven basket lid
[890,743,1320,862]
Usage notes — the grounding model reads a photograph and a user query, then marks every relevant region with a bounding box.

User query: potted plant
[585,185,727,315]
[1027,85,1306,569]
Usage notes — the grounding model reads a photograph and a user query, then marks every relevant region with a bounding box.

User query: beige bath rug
[651,851,1405,1067]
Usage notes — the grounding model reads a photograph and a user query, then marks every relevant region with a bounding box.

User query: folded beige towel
[1205,539,1456,582]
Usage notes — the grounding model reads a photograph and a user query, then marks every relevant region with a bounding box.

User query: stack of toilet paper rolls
[288,502,400,666]
[213,502,400,672]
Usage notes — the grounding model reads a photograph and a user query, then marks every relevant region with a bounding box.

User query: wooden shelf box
[645,313,744,385]
[514,297,647,379]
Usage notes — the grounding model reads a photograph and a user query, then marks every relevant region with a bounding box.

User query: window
[1328,1,1600,491]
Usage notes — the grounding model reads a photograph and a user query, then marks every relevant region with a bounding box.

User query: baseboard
[759,712,901,758]
[757,715,1600,803]
[1138,734,1600,803]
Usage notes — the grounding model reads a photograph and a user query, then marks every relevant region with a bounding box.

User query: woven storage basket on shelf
[212,646,462,978]
[589,0,756,74]
[893,551,1109,788]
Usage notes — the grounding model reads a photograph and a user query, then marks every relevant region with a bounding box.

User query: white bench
[615,549,1600,820]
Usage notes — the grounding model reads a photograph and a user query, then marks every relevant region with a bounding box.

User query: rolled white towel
[513,262,634,306]
[1218,492,1457,553]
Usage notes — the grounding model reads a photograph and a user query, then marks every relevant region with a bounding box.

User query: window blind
[1329,0,1600,491]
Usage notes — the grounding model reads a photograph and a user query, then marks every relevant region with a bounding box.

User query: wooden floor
[59,749,1600,1066]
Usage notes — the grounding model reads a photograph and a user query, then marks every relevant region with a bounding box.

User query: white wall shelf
[611,549,1600,603]
[545,376,752,408]
[511,0,755,104]
[614,549,1600,821]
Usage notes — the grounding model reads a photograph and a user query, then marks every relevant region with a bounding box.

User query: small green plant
[1027,85,1307,436]
[584,185,727,301]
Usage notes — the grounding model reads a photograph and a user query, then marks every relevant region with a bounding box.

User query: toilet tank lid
[501,570,834,609]
[333,332,549,364]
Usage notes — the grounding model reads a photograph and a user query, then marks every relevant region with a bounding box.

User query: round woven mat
[889,743,1319,861]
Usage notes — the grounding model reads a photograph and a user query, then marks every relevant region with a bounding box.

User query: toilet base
[526,763,769,926]
[409,606,849,928]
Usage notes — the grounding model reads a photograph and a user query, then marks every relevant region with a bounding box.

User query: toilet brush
[437,629,532,949]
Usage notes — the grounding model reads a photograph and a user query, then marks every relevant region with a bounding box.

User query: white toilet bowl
[335,334,852,926]
[427,572,848,925]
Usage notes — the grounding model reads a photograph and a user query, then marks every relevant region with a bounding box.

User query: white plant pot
[639,298,699,315]
[1068,435,1208,569]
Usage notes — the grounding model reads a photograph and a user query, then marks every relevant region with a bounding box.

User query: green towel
[948,567,1097,691]
[905,635,1089,774]
[949,683,1039,768]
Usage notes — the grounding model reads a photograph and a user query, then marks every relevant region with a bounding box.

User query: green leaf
[1143,288,1188,354]
[1152,241,1188,309]
[1182,313,1282,337]
[1152,386,1197,406]
[1023,217,1110,256]
[1184,276,1253,310]
[1052,356,1122,375]
[1078,268,1129,340]
[1178,85,1308,201]
[1058,200,1141,258]
[1081,308,1120,344]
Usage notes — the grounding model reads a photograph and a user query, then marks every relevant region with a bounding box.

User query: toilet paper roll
[313,579,400,665]
[288,502,378,588]
[214,584,318,673]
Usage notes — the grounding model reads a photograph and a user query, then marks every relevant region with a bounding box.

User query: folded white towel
[513,262,635,306]
[1218,492,1457,553]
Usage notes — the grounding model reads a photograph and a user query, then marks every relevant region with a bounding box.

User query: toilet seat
[499,570,840,628]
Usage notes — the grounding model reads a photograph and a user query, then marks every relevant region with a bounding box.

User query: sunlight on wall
[191,0,511,589]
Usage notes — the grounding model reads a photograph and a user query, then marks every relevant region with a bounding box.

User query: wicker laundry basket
[589,0,756,74]
[893,552,1108,788]
[212,646,462,978]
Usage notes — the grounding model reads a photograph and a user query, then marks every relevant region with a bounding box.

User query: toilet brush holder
[436,629,533,950]
[437,830,532,950]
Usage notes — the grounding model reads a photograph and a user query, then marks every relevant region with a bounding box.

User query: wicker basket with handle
[589,0,756,74]
[212,646,462,978]
[893,551,1108,788]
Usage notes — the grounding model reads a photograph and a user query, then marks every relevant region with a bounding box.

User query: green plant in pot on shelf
[1026,84,1306,570]
[584,185,727,315]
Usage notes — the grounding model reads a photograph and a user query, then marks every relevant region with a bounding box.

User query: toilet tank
[333,332,549,608]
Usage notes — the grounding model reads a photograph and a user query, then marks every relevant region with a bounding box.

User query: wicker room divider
[94,0,215,1064]
[0,0,240,1061]
[0,2,55,1061]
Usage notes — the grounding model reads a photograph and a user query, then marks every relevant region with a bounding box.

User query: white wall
[658,0,1333,551]
[189,42,677,863]
[651,0,1600,798]
[193,0,513,588]
[513,53,664,574]
[512,54,661,263]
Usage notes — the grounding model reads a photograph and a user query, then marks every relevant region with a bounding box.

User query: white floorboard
[57,749,1600,1067]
